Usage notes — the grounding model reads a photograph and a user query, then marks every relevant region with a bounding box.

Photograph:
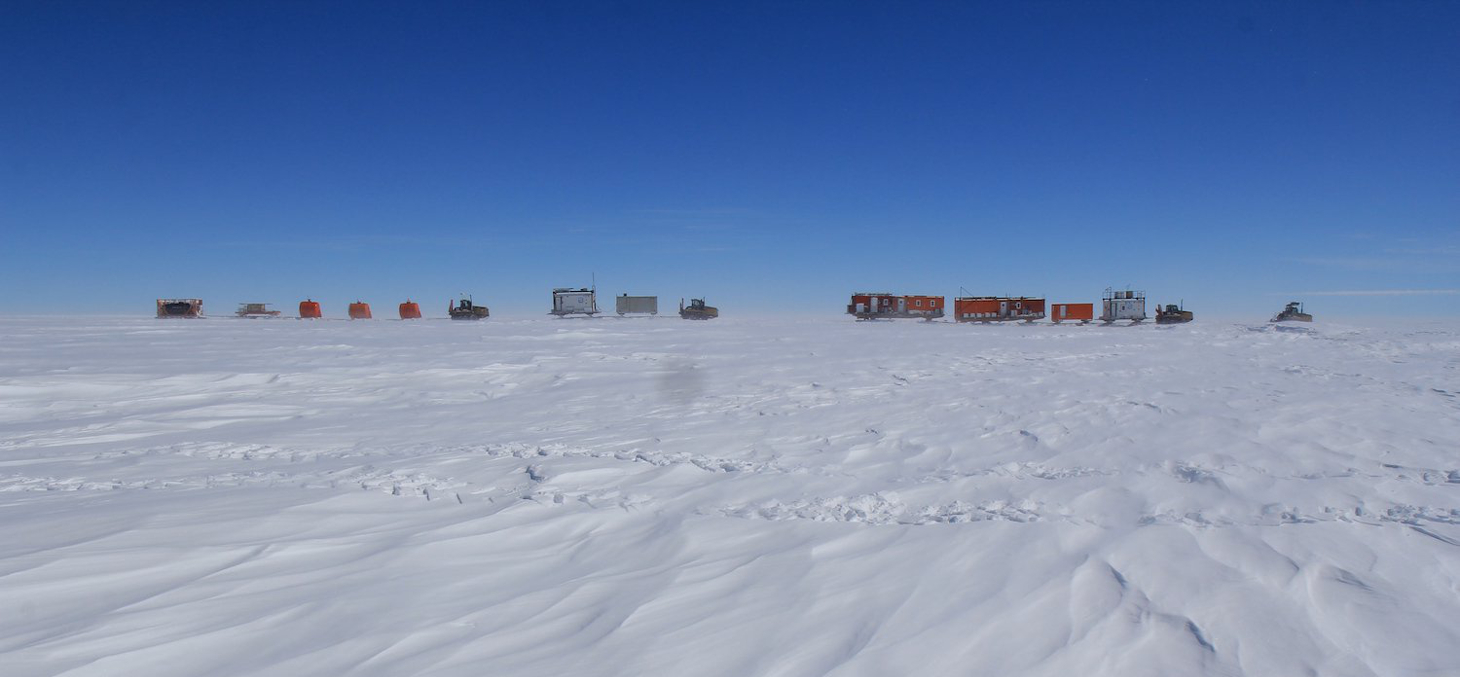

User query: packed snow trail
[1,316,1457,676]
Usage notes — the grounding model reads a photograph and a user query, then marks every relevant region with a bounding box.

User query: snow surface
[1,315,1458,676]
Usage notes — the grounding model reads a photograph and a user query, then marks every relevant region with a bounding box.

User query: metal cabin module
[953,296,1045,322]
[847,293,944,320]
[551,288,599,316]
[157,298,204,318]
[1100,288,1147,323]
[615,294,659,315]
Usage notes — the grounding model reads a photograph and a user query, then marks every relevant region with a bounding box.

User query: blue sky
[2,1,1456,317]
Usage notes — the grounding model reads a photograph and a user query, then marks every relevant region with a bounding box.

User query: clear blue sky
[2,1,1456,317]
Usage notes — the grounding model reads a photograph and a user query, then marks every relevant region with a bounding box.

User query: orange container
[954,298,1001,321]
[1051,303,1094,323]
[954,297,1045,322]
[348,301,373,319]
[299,299,323,319]
[399,300,421,319]
[905,295,944,311]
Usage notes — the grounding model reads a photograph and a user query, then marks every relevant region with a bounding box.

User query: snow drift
[1,315,1457,676]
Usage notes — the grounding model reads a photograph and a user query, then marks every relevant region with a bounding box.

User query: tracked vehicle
[1155,303,1194,324]
[1271,301,1312,323]
[680,298,718,320]
[449,296,489,320]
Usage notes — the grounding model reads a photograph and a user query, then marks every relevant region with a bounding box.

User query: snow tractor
[449,296,489,320]
[1155,302,1194,324]
[680,298,718,320]
[1271,301,1312,323]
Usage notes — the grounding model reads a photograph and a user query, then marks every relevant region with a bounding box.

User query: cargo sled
[616,294,659,316]
[235,303,281,318]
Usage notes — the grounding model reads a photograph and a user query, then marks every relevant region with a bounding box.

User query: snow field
[1,315,1458,676]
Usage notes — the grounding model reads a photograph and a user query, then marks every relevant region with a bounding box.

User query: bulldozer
[679,298,718,320]
[1271,301,1312,323]
[449,296,490,320]
[1155,302,1194,324]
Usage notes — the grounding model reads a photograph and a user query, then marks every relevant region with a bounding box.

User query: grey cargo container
[615,294,658,315]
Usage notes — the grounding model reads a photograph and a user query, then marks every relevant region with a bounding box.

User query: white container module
[615,294,658,315]
[551,288,599,316]
[1100,288,1147,323]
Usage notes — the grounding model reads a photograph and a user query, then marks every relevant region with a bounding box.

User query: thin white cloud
[1291,257,1406,271]
[1290,289,1460,297]
[1382,246,1460,256]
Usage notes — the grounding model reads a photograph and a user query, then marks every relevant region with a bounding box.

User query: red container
[399,300,421,319]
[1051,303,1094,323]
[348,301,373,320]
[299,299,323,319]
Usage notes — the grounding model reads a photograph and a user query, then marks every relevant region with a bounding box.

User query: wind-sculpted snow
[1,315,1457,676]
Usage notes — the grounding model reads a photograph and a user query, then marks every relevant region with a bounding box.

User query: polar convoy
[155,287,1311,324]
[846,289,1315,325]
[849,288,1208,325]
[155,285,720,320]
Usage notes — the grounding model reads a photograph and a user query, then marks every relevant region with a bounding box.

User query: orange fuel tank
[399,300,422,319]
[299,299,323,319]
[348,301,373,319]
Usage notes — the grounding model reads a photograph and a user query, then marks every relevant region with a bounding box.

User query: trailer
[615,294,658,315]
[847,293,945,320]
[348,301,373,320]
[399,300,422,319]
[1050,303,1094,324]
[954,296,1045,322]
[552,288,598,316]
[235,303,281,318]
[157,298,203,318]
[1100,288,1146,324]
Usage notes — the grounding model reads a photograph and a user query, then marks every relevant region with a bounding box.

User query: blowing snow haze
[1,2,1459,677]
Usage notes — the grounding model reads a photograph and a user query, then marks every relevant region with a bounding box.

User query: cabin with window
[847,293,945,319]
[953,296,1046,322]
